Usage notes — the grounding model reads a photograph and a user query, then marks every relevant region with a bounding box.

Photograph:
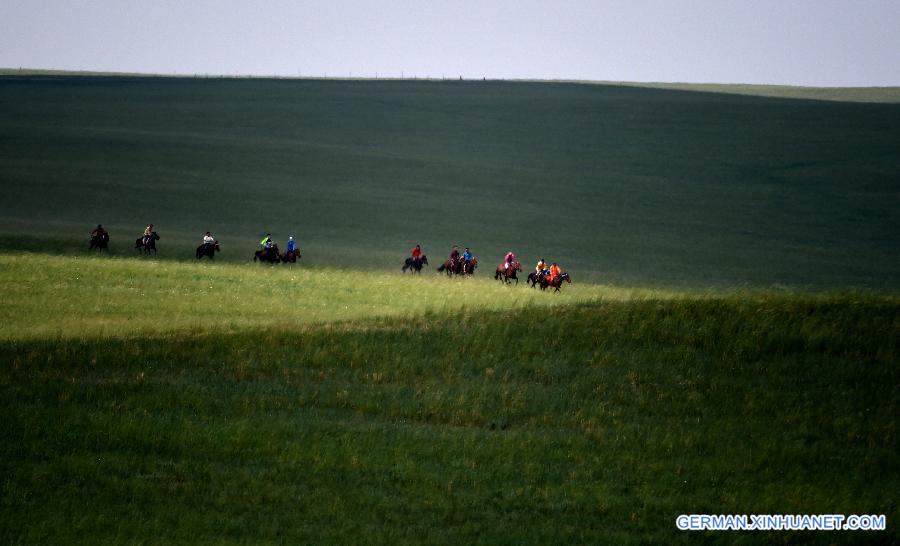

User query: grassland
[0,253,642,341]
[1,75,899,289]
[2,76,898,542]
[1,253,897,543]
[593,81,900,104]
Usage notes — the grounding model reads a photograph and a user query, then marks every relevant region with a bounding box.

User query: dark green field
[2,76,899,543]
[3,295,897,544]
[1,76,899,288]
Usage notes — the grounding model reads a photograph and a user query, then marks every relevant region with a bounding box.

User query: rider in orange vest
[549,262,562,283]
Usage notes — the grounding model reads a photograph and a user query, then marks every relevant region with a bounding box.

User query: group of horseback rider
[91,224,300,262]
[408,245,566,286]
[92,225,566,283]
[437,245,477,276]
[259,233,297,254]
[255,232,301,263]
[533,258,564,286]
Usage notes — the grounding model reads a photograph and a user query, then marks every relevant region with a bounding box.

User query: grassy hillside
[1,75,898,289]
[0,253,642,341]
[2,74,897,542]
[1,264,896,543]
[599,81,900,104]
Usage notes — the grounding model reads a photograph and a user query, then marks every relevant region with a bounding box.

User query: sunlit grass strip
[0,253,680,341]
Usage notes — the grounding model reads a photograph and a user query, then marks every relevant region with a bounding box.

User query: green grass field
[1,254,897,543]
[1,76,899,543]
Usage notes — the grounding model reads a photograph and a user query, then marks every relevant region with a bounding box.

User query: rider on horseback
[142,224,154,246]
[536,258,548,278]
[449,245,460,269]
[549,262,562,284]
[411,244,423,267]
[260,233,274,249]
[92,224,108,239]
[463,247,473,266]
[202,231,215,250]
[504,251,516,271]
[286,236,296,253]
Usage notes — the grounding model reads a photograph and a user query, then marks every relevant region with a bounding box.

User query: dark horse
[437,257,464,276]
[281,249,301,263]
[494,261,521,284]
[402,255,428,274]
[89,233,109,252]
[541,272,571,292]
[135,231,160,255]
[196,241,220,260]
[527,270,548,288]
[254,245,281,264]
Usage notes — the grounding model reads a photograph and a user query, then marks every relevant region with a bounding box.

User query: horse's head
[214,242,221,251]
[421,255,428,265]
[563,272,571,283]
[151,231,160,240]
[515,261,522,271]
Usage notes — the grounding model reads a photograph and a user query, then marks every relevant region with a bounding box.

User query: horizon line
[2,67,899,90]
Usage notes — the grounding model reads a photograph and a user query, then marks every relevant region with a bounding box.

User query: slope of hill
[2,272,896,543]
[1,76,898,289]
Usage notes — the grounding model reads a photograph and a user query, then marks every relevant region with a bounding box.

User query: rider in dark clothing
[449,246,461,272]
[91,224,108,238]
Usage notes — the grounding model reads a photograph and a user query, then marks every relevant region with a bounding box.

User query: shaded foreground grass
[1,292,897,543]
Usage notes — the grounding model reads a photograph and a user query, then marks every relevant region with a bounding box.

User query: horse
[437,257,464,276]
[527,270,548,288]
[463,257,478,276]
[89,233,109,252]
[281,249,301,263]
[196,241,220,260]
[402,255,428,274]
[541,272,571,292]
[494,261,521,284]
[135,231,160,255]
[254,245,281,264]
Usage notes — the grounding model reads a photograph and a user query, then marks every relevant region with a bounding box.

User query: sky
[2,0,898,86]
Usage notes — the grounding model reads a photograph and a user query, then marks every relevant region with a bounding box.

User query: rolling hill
[1,76,898,543]
[1,75,898,289]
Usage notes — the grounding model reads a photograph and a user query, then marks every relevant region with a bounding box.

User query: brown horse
[494,261,521,284]
[281,249,301,263]
[254,245,281,263]
[463,257,478,276]
[541,272,571,292]
[437,257,464,276]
